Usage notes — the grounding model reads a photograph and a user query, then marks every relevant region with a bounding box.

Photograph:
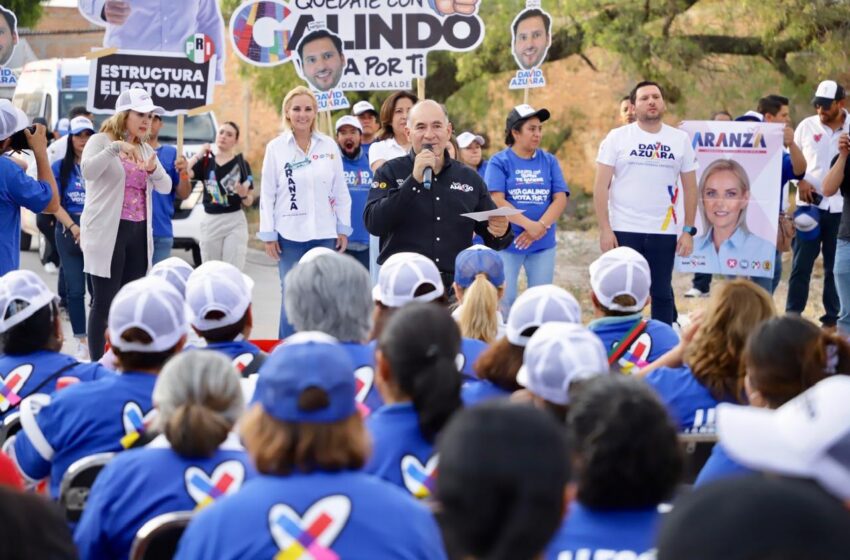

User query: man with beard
[336,116,372,269]
[352,101,379,157]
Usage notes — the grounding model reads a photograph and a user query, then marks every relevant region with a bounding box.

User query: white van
[12,58,217,265]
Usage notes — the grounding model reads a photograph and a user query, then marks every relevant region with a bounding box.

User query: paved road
[19,245,284,356]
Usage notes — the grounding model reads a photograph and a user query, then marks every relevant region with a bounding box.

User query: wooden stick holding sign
[417,78,425,101]
[523,87,529,105]
[176,114,185,158]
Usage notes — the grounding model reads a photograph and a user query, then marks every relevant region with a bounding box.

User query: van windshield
[157,114,216,145]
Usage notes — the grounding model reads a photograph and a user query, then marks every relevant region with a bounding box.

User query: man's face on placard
[301,37,345,92]
[513,15,549,70]
[0,13,18,67]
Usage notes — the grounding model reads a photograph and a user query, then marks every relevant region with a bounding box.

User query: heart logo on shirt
[0,364,33,412]
[814,134,823,143]
[232,352,255,374]
[269,495,351,560]
[354,366,373,403]
[401,454,439,499]
[185,460,246,510]
[120,401,148,449]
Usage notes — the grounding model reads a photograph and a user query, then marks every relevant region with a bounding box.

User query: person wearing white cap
[11,276,186,498]
[456,131,488,177]
[786,79,850,331]
[258,86,352,339]
[148,256,193,297]
[185,261,266,376]
[463,284,581,406]
[486,104,568,311]
[352,100,379,153]
[594,80,699,325]
[80,87,172,361]
[0,100,59,276]
[589,247,678,374]
[336,115,372,270]
[0,270,112,422]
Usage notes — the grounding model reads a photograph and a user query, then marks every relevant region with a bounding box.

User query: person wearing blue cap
[452,245,506,343]
[174,333,448,560]
[365,303,462,499]
[74,351,254,560]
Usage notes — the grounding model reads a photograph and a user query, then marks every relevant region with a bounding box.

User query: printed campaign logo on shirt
[556,549,657,560]
[686,407,718,434]
[185,460,245,510]
[120,402,149,449]
[401,454,439,499]
[450,182,474,193]
[354,366,374,404]
[0,364,32,411]
[269,495,351,560]
[233,352,256,375]
[614,333,652,374]
[509,168,550,205]
[344,170,372,189]
[629,142,676,160]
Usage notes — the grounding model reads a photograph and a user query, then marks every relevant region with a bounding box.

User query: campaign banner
[507,2,551,90]
[87,50,216,116]
[229,0,485,91]
[315,89,351,111]
[675,121,784,279]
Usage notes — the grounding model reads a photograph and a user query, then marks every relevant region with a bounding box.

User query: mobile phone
[811,191,824,206]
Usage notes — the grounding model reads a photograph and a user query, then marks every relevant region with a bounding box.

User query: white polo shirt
[793,110,850,213]
[368,138,407,169]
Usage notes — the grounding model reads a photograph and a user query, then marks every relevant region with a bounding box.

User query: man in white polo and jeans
[593,80,698,325]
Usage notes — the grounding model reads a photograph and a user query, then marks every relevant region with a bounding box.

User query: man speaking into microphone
[364,100,513,291]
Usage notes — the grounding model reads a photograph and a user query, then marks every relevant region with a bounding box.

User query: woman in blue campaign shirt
[0,271,111,422]
[11,277,186,497]
[51,117,95,358]
[697,315,850,486]
[74,352,254,560]
[637,279,775,432]
[174,334,447,560]
[486,105,569,310]
[365,303,462,498]
[547,376,681,560]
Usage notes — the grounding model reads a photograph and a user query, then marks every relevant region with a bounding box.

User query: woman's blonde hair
[698,158,752,234]
[457,274,503,343]
[685,279,775,402]
[281,86,318,133]
[100,110,148,144]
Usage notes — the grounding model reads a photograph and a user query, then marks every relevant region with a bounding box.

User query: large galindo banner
[676,121,784,279]
[87,50,216,116]
[229,0,485,94]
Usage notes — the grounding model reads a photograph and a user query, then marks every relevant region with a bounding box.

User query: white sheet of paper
[460,207,525,222]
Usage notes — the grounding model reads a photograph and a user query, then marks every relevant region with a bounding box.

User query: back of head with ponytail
[378,302,463,442]
[153,351,245,458]
[458,273,502,344]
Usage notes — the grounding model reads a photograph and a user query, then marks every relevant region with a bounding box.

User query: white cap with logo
[185,261,254,331]
[589,247,651,313]
[107,277,186,352]
[115,88,165,115]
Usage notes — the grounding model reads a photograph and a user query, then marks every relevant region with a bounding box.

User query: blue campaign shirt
[13,370,158,497]
[644,365,734,432]
[546,502,660,560]
[342,149,373,245]
[152,145,180,238]
[0,350,112,421]
[74,436,254,560]
[695,442,754,487]
[199,340,264,376]
[0,156,53,275]
[364,403,437,499]
[461,379,511,406]
[475,158,489,178]
[588,314,678,373]
[361,141,372,158]
[485,148,569,254]
[51,159,86,215]
[459,337,487,381]
[342,341,383,414]
[174,471,448,560]
[684,228,776,277]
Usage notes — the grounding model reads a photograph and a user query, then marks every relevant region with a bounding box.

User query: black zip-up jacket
[364,151,514,275]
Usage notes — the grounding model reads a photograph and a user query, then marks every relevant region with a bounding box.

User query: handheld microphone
[422,143,434,190]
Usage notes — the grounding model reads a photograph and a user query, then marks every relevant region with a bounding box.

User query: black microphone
[422,143,434,190]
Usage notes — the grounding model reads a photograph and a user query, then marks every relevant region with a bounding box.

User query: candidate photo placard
[508,5,551,90]
[676,121,785,278]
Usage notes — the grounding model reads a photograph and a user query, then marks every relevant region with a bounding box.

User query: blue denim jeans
[615,231,678,325]
[54,219,86,336]
[500,247,556,312]
[786,210,840,326]
[834,239,850,335]
[277,236,336,339]
[152,236,174,265]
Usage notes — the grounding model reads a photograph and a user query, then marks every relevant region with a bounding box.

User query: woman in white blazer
[80,88,172,360]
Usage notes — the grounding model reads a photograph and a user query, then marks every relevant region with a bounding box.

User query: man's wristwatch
[682,225,697,236]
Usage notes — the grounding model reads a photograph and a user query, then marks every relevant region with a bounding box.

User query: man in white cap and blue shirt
[352,100,379,157]
[786,80,849,331]
[336,115,372,270]
[0,100,59,275]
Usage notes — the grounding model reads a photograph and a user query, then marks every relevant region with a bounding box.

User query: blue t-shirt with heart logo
[51,159,86,215]
[485,148,569,254]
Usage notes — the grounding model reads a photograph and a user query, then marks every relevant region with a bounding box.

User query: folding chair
[59,452,115,523]
[129,511,194,560]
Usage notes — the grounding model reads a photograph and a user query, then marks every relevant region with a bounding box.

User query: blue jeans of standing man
[277,236,336,339]
[615,232,678,325]
[152,236,173,265]
[500,247,556,312]
[834,239,850,335]
[786,210,840,326]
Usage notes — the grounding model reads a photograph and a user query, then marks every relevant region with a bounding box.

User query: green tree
[5,0,49,28]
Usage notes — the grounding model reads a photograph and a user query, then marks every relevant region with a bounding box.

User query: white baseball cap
[115,88,165,115]
[0,99,29,140]
[373,252,444,307]
[149,257,194,297]
[0,270,59,333]
[589,247,651,313]
[506,285,581,346]
[813,80,846,106]
[335,115,363,133]
[108,277,186,352]
[186,261,254,331]
[457,132,485,149]
[299,247,336,264]
[352,101,377,116]
[69,116,95,135]
[718,375,850,500]
[516,322,609,405]
[56,118,70,136]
